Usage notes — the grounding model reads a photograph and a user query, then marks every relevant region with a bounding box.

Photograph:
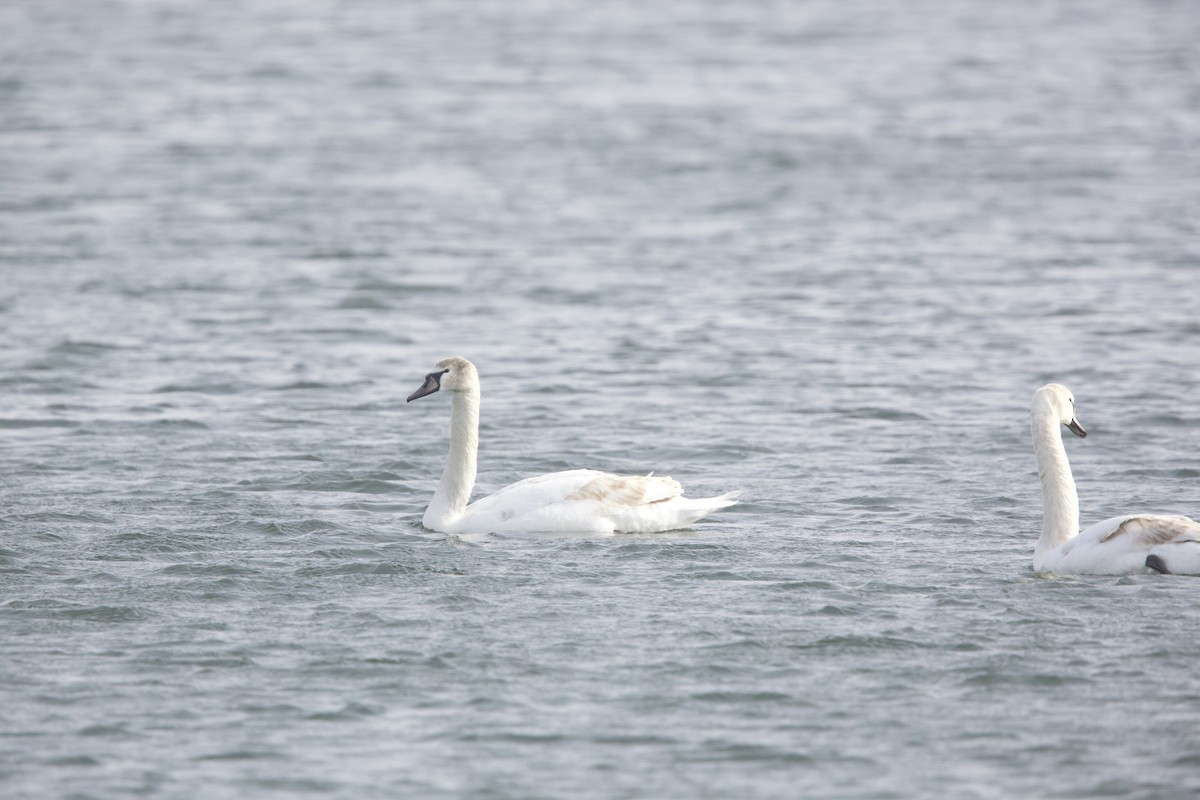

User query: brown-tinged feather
[566,474,681,507]
[1100,516,1200,546]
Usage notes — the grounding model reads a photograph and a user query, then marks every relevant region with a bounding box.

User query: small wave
[49,339,127,355]
[335,295,391,310]
[79,723,139,738]
[270,381,332,391]
[153,383,243,395]
[528,287,603,304]
[958,669,1086,688]
[351,278,452,293]
[194,750,286,762]
[804,603,859,616]
[689,569,753,581]
[155,564,260,577]
[322,479,398,494]
[137,649,253,668]
[590,733,678,746]
[236,702,303,715]
[119,282,232,297]
[689,690,800,704]
[111,531,195,553]
[245,519,341,536]
[261,416,324,426]
[686,743,814,764]
[379,459,419,471]
[459,731,566,745]
[844,407,928,422]
[256,473,402,494]
[304,702,383,722]
[832,495,904,511]
[301,248,390,261]
[44,755,102,767]
[795,634,927,652]
[10,510,115,524]
[1,600,148,622]
[883,454,946,465]
[1048,305,1096,317]
[150,419,209,430]
[0,418,77,429]
[1133,413,1193,428]
[295,561,444,577]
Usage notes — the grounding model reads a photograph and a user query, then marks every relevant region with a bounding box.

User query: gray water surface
[3,1,1200,798]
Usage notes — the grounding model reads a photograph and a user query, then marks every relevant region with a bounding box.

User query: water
[3,1,1200,797]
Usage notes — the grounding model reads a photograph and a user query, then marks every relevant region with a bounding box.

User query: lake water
[3,1,1200,798]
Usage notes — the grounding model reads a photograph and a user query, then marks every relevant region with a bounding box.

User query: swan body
[1031,384,1200,575]
[407,357,739,535]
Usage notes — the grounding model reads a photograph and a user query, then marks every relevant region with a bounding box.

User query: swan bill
[407,371,446,403]
[1066,418,1087,438]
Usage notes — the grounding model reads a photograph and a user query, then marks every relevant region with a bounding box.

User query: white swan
[406,357,740,534]
[1031,383,1200,575]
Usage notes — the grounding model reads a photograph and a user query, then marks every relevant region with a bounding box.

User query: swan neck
[425,389,479,527]
[1032,411,1079,554]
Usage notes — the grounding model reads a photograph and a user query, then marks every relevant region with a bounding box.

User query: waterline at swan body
[1030,383,1200,575]
[406,357,740,535]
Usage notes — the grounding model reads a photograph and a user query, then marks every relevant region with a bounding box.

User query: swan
[1030,383,1200,575]
[406,357,740,534]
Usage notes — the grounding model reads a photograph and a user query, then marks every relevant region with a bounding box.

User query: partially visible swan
[1031,383,1200,575]
[406,357,740,534]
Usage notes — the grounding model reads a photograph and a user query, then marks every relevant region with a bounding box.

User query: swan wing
[467,470,683,516]
[1097,515,1200,546]
[456,469,637,532]
[454,469,732,534]
[465,469,611,514]
[1104,516,1200,574]
[563,472,683,506]
[1044,514,1200,575]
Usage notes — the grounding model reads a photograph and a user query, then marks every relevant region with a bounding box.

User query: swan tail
[609,490,740,533]
[663,491,741,515]
[696,490,742,510]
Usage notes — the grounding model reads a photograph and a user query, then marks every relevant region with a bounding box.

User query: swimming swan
[406,357,740,534]
[1031,383,1200,575]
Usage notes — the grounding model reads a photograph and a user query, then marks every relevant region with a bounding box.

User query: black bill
[1066,418,1087,438]
[407,371,445,402]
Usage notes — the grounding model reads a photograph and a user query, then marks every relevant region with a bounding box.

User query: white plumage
[1030,383,1200,575]
[407,357,739,535]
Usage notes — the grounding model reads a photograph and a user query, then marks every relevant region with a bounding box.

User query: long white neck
[1031,406,1079,559]
[423,389,480,529]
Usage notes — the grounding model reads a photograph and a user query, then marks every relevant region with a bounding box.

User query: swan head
[406,356,479,402]
[1033,383,1086,438]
